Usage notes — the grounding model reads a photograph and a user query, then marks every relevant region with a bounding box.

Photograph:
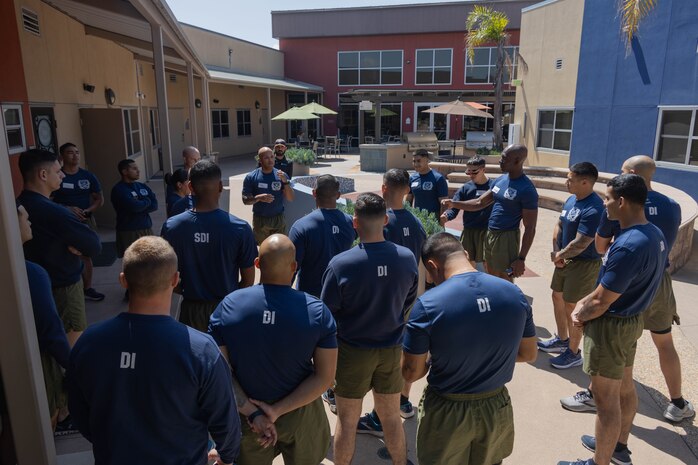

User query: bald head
[182,146,201,169]
[257,234,297,284]
[622,155,655,185]
[503,144,528,160]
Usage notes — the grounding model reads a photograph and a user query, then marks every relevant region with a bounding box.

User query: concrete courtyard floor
[57,152,698,465]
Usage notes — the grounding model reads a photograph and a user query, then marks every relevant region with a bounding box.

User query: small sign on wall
[359,100,373,111]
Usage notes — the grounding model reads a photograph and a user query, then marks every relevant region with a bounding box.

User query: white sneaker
[560,389,596,412]
[663,400,696,422]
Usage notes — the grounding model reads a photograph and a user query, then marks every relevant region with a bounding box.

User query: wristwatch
[247,408,264,423]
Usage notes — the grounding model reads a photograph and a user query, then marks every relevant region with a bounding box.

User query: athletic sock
[400,395,410,405]
[615,442,629,452]
[671,397,686,409]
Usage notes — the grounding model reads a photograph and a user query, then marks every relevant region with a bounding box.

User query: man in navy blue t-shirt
[288,174,355,298]
[558,174,667,465]
[242,147,294,244]
[321,193,418,465]
[209,234,337,465]
[68,236,240,465]
[440,156,495,266]
[442,145,538,282]
[18,149,102,347]
[383,168,427,261]
[53,143,105,302]
[403,233,537,465]
[407,149,449,216]
[539,163,603,370]
[162,160,257,332]
[110,159,158,258]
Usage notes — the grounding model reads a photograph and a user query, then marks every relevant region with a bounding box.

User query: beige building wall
[513,0,584,167]
[182,24,285,78]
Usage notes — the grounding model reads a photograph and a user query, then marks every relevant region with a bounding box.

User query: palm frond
[619,0,657,51]
[465,6,510,63]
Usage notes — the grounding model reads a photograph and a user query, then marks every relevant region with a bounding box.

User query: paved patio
[57,152,698,464]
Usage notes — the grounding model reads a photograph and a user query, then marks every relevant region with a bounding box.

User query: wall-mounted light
[405,60,412,64]
[405,117,411,125]
[213,99,220,104]
[255,100,260,110]
[195,98,202,108]
[83,83,95,93]
[105,88,116,105]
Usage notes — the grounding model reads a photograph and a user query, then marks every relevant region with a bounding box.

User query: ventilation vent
[555,58,564,70]
[22,8,40,36]
[169,74,177,83]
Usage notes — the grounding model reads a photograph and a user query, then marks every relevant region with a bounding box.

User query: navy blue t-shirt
[169,194,195,218]
[110,181,158,231]
[444,179,495,229]
[209,285,337,401]
[288,208,356,297]
[559,193,604,260]
[410,170,449,215]
[19,190,102,287]
[274,157,294,179]
[488,174,538,231]
[599,223,668,317]
[68,313,240,465]
[242,168,287,217]
[321,241,419,348]
[404,272,535,394]
[161,209,257,301]
[384,208,427,261]
[53,168,101,210]
[166,192,184,218]
[26,261,70,369]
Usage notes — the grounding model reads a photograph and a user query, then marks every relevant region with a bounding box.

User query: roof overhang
[207,67,323,92]
[339,89,515,103]
[42,0,208,77]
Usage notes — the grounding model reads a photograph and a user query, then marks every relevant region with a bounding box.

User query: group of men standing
[12,138,692,465]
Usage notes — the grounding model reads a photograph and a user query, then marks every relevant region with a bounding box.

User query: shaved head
[622,155,655,184]
[182,146,201,169]
[503,144,528,161]
[258,234,297,283]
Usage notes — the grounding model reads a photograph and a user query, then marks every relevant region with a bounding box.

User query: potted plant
[285,148,315,176]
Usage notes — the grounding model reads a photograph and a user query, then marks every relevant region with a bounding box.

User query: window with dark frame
[212,109,230,139]
[338,50,403,86]
[537,109,573,152]
[416,49,452,85]
[465,46,518,84]
[2,104,26,154]
[122,109,141,156]
[236,109,251,137]
[655,108,698,166]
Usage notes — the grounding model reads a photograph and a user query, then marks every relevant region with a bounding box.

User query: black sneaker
[581,435,632,465]
[54,415,79,436]
[357,412,384,438]
[322,388,337,414]
[84,288,105,302]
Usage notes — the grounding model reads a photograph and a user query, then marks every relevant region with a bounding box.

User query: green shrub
[475,147,502,156]
[285,148,316,166]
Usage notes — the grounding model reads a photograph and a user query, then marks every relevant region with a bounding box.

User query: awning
[207,67,323,92]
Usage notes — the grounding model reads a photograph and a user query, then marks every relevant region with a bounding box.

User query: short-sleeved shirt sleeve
[436,174,449,198]
[577,204,602,238]
[599,246,636,294]
[320,266,342,315]
[520,294,536,338]
[403,300,432,355]
[521,185,539,210]
[316,302,338,349]
[597,212,620,238]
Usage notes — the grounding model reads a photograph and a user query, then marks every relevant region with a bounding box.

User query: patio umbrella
[272,107,321,121]
[368,107,398,117]
[422,99,493,118]
[300,101,337,115]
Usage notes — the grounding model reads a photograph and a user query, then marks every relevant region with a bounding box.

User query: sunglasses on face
[465,169,481,175]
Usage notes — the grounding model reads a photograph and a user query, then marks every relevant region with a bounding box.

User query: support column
[0,120,55,465]
[374,101,382,142]
[267,87,272,143]
[151,24,173,174]
[187,62,198,148]
[202,78,213,156]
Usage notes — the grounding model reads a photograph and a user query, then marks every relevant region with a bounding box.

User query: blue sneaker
[357,412,384,438]
[557,460,596,465]
[551,348,583,369]
[537,334,569,353]
[400,399,415,419]
[581,435,633,465]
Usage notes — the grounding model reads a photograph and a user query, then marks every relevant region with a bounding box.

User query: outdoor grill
[402,132,439,155]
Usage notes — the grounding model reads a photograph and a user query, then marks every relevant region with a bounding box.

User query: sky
[166,0,432,49]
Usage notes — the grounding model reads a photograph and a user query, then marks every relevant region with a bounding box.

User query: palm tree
[619,0,657,52]
[465,6,513,151]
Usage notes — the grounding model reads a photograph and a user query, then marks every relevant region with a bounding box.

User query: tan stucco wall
[209,83,270,156]
[182,24,285,78]
[513,0,584,167]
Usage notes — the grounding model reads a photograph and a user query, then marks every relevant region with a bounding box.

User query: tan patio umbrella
[271,107,321,120]
[300,101,337,115]
[422,99,493,118]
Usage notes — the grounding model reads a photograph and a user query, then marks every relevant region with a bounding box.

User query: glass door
[415,103,449,140]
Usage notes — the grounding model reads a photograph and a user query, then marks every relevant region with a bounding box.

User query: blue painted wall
[570,0,698,199]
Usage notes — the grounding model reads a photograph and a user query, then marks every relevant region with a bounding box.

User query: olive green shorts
[116,228,153,258]
[483,229,520,272]
[252,214,286,245]
[417,386,514,465]
[460,228,487,263]
[52,280,86,332]
[583,314,643,380]
[41,351,65,415]
[642,270,679,333]
[179,300,220,333]
[550,259,602,303]
[237,397,330,465]
[334,343,403,399]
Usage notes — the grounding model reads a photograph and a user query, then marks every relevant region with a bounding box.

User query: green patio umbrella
[368,107,398,117]
[300,101,337,115]
[272,107,321,120]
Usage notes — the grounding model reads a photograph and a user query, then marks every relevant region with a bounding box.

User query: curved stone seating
[432,162,697,273]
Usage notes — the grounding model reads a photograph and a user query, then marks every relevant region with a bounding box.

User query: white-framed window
[654,107,698,166]
[212,109,230,139]
[338,50,403,86]
[415,49,452,85]
[465,46,518,84]
[537,109,573,152]
[236,109,251,137]
[2,104,26,154]
[123,108,141,156]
